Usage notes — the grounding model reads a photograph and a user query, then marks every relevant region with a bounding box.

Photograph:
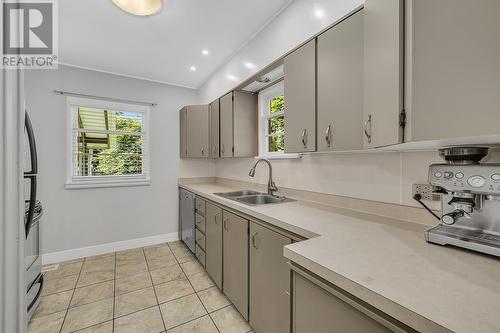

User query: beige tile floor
[29,241,254,333]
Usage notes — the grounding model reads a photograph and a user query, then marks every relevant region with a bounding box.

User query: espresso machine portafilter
[425,147,500,257]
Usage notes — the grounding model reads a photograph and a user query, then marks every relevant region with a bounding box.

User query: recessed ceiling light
[111,0,163,16]
[244,62,256,70]
[226,74,239,82]
[313,6,326,19]
[190,66,197,71]
[202,50,209,55]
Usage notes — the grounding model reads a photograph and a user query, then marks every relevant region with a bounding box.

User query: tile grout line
[42,244,236,333]
[58,256,86,333]
[167,242,214,332]
[112,251,117,333]
[143,245,168,332]
[172,243,222,333]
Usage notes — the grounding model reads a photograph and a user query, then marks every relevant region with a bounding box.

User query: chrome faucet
[248,158,278,196]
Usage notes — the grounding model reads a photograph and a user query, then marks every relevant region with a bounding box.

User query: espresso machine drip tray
[426,225,500,257]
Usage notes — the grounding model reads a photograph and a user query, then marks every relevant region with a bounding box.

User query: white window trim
[258,82,301,159]
[65,97,151,189]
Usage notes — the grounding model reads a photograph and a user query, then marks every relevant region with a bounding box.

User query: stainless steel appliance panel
[179,188,196,253]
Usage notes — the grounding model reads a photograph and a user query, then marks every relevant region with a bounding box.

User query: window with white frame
[259,81,285,156]
[66,97,150,189]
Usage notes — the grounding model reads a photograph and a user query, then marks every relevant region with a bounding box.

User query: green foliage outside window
[95,117,143,175]
[269,95,285,152]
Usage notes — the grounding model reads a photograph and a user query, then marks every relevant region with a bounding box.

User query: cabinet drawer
[196,230,206,250]
[195,198,206,215]
[195,213,206,233]
[196,245,206,267]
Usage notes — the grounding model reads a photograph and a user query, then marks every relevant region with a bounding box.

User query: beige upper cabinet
[317,10,364,152]
[179,107,187,158]
[220,92,234,158]
[363,0,404,148]
[219,91,257,158]
[410,0,500,141]
[233,91,257,157]
[186,105,210,158]
[222,210,249,320]
[249,222,291,333]
[284,39,317,153]
[209,99,220,158]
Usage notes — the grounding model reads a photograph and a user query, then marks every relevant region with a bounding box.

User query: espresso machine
[425,147,500,257]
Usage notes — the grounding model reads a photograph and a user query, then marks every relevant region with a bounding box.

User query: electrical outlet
[412,184,438,201]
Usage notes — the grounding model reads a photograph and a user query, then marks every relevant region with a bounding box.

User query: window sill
[65,177,151,190]
[256,153,302,160]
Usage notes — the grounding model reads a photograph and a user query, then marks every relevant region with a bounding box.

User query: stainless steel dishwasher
[179,188,195,253]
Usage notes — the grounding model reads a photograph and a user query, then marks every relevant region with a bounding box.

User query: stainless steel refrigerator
[24,112,43,320]
[1,67,28,332]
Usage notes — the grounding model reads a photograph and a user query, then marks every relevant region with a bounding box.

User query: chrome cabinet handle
[364,115,372,144]
[285,290,291,296]
[214,213,221,225]
[223,217,229,231]
[251,232,258,249]
[213,146,217,156]
[325,125,332,147]
[221,144,225,157]
[201,147,205,156]
[301,129,307,147]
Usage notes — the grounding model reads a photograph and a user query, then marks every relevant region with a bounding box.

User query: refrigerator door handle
[24,111,38,176]
[24,174,37,238]
[27,274,44,312]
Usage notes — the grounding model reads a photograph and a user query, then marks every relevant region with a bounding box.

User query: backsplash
[215,149,500,210]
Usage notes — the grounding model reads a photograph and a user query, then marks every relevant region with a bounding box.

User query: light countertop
[178,180,500,333]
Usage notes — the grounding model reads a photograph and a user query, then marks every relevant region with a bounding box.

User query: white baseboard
[42,232,179,265]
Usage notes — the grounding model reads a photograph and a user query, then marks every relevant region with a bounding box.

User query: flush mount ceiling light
[111,0,163,16]
[256,76,270,83]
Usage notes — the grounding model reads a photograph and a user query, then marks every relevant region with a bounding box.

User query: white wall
[200,0,500,210]
[25,65,214,255]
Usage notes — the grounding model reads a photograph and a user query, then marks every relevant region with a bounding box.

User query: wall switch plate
[412,184,439,201]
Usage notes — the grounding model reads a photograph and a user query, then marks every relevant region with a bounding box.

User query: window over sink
[66,97,150,189]
[259,81,287,156]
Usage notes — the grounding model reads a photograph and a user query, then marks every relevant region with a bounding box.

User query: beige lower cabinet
[205,202,223,289]
[249,222,291,333]
[222,210,249,319]
[292,265,414,333]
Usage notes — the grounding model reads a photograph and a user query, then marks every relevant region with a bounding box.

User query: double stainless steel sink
[214,190,295,206]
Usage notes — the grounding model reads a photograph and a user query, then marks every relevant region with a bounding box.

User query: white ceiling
[59,0,293,89]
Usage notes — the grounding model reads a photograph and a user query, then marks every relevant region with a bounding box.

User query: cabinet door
[179,107,187,158]
[186,105,209,158]
[284,39,316,153]
[293,272,392,333]
[411,0,500,141]
[220,93,234,158]
[205,202,223,289]
[209,99,220,158]
[363,0,404,148]
[249,222,291,333]
[222,210,249,319]
[233,91,257,157]
[317,10,364,152]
